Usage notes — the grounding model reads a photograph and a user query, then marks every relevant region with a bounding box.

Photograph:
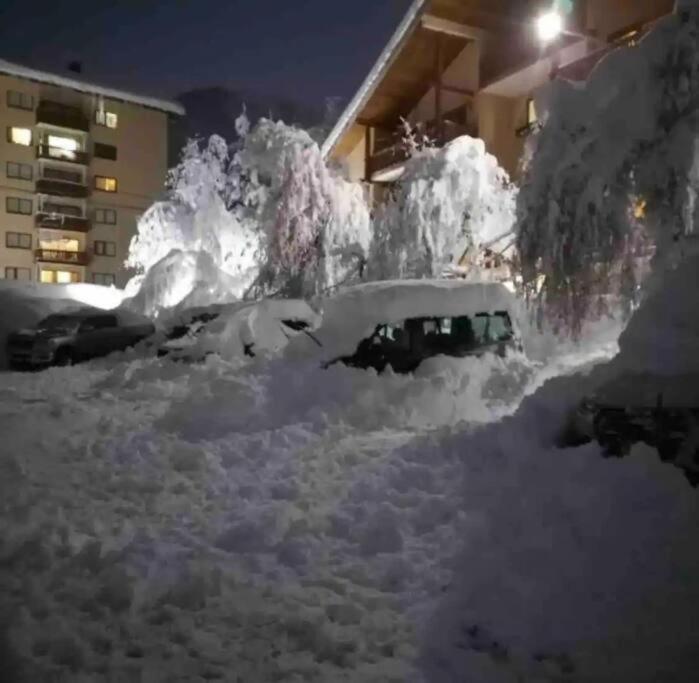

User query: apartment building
[324,0,674,186]
[0,59,184,288]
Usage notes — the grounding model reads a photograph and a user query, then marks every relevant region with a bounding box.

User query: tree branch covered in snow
[516,6,699,334]
[369,137,517,280]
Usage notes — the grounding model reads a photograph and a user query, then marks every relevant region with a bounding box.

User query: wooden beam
[435,33,444,145]
[364,125,373,182]
[442,84,475,97]
[421,14,485,41]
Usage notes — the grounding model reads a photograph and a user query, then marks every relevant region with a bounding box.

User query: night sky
[0,0,407,107]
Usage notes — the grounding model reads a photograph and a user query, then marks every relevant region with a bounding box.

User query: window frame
[95,109,118,129]
[6,196,33,215]
[7,126,32,146]
[7,90,34,111]
[92,272,116,286]
[94,240,117,257]
[5,231,32,250]
[94,175,118,193]
[94,208,117,225]
[93,142,117,161]
[6,161,33,181]
[4,266,31,281]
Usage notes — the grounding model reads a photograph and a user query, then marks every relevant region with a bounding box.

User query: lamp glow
[536,11,563,42]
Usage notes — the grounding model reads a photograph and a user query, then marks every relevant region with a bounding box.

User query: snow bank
[288,279,519,363]
[0,281,124,369]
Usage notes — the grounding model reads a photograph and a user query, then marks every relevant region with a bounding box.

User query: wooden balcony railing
[35,249,89,266]
[35,212,90,233]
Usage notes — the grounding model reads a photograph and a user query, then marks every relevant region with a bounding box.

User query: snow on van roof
[0,58,185,116]
[289,279,517,362]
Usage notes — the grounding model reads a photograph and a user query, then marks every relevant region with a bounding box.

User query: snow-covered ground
[1,278,698,682]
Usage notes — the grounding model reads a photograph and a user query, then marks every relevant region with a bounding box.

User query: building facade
[0,60,184,288]
[324,0,674,187]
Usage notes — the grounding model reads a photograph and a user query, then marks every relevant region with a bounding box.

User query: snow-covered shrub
[246,120,371,298]
[369,136,516,280]
[517,6,699,334]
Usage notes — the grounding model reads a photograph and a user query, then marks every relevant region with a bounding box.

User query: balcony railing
[36,101,90,132]
[35,249,89,266]
[36,212,90,233]
[370,120,477,179]
[36,145,89,165]
[36,177,89,199]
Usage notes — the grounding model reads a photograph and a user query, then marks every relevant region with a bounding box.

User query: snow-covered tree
[369,136,517,280]
[517,4,699,334]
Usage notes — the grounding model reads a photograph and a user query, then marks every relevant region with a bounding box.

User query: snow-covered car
[6,308,155,369]
[157,299,320,362]
[287,280,523,373]
[565,373,699,486]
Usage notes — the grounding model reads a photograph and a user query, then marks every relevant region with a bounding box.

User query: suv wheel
[54,347,75,367]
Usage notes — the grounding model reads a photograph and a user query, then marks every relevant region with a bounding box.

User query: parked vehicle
[7,308,154,369]
[157,300,320,362]
[287,279,523,374]
[563,372,699,487]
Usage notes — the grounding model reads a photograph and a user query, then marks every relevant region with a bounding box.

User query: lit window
[95,109,118,129]
[39,238,80,252]
[633,198,647,219]
[95,176,117,193]
[527,99,538,126]
[7,126,32,146]
[40,269,79,284]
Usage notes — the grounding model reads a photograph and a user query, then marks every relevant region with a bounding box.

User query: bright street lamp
[536,10,564,42]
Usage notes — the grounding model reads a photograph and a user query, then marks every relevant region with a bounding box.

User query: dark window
[42,202,82,217]
[6,197,32,215]
[80,314,118,332]
[6,161,33,181]
[4,266,31,281]
[92,272,116,286]
[5,232,32,249]
[95,176,117,192]
[94,240,117,257]
[42,167,82,183]
[7,90,34,110]
[94,143,117,161]
[94,208,117,224]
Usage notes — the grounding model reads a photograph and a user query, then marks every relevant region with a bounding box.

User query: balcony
[35,249,89,266]
[36,101,90,132]
[36,212,90,233]
[36,177,89,199]
[370,119,477,180]
[36,144,89,165]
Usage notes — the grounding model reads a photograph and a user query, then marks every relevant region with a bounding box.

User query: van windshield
[37,315,80,333]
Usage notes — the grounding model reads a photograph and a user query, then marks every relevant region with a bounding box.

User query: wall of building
[585,0,674,40]
[475,93,525,179]
[0,72,172,289]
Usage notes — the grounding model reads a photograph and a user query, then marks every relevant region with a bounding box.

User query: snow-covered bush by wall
[369,136,517,280]
[517,5,699,333]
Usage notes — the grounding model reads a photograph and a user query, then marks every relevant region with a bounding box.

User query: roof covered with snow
[0,58,185,116]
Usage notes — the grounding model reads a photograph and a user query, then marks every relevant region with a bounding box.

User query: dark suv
[336,311,519,374]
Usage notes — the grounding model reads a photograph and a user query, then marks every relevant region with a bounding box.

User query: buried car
[157,299,320,362]
[286,279,523,373]
[565,373,699,487]
[7,308,154,369]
